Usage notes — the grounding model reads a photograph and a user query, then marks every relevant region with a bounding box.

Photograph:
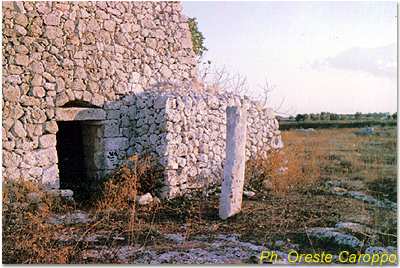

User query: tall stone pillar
[219,106,247,220]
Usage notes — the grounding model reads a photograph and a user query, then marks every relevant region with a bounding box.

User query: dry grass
[246,132,323,195]
[95,154,162,211]
[248,127,397,201]
[96,155,140,211]
[296,127,397,201]
[2,154,161,264]
[2,179,75,263]
[94,154,163,249]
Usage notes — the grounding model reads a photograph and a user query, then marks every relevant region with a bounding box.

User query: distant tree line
[286,112,397,122]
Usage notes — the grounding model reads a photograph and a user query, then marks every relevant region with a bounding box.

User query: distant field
[279,119,397,130]
[281,127,397,202]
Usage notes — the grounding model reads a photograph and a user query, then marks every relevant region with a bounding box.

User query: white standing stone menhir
[219,106,247,220]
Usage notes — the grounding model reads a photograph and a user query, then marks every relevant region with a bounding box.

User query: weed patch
[2,180,75,263]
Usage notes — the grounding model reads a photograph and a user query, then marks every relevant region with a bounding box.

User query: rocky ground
[46,176,396,264]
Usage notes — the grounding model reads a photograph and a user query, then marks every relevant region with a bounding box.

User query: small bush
[188,17,207,57]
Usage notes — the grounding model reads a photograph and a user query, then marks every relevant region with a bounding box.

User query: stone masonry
[135,91,283,198]
[2,1,283,199]
[2,1,195,187]
[52,90,283,198]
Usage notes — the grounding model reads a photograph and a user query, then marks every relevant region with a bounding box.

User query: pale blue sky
[182,1,397,115]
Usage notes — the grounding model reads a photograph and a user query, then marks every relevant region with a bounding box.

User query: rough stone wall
[161,92,283,198]
[78,90,283,198]
[2,1,196,186]
[125,91,283,198]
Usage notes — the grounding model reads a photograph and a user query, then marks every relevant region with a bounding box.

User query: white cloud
[311,44,396,79]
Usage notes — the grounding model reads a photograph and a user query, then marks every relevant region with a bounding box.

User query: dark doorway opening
[56,121,90,201]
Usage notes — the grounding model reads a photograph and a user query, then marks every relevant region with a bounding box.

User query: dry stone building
[2,1,283,199]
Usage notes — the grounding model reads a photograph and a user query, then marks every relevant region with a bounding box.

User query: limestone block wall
[126,91,283,198]
[163,92,283,198]
[2,1,196,186]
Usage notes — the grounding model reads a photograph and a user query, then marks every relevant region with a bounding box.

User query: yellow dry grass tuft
[246,131,323,195]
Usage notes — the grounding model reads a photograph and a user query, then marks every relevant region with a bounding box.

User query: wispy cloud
[311,44,396,79]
